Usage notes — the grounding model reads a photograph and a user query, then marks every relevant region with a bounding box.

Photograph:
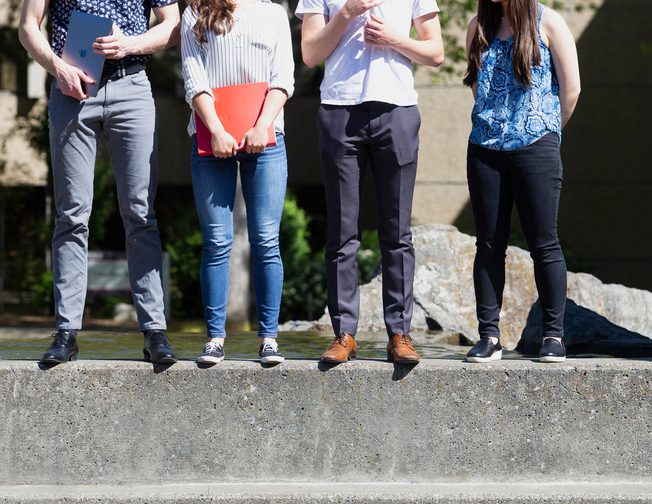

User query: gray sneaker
[197,340,224,364]
[259,341,284,364]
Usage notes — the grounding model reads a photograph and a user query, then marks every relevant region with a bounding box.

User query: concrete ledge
[2,482,652,503]
[1,360,651,484]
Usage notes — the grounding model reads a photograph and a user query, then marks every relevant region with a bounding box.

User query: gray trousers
[317,102,420,337]
[47,70,166,331]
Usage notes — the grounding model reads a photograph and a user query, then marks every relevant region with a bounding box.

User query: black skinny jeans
[467,133,567,339]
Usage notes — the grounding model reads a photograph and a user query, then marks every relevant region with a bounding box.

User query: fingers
[77,70,95,84]
[94,35,117,45]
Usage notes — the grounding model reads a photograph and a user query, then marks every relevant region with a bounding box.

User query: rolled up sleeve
[269,8,295,99]
[180,10,213,108]
[295,0,328,20]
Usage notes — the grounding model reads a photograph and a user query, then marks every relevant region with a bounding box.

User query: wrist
[51,55,68,79]
[123,36,138,56]
[338,5,354,21]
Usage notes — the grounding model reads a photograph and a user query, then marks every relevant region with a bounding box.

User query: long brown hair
[463,0,541,88]
[190,0,237,43]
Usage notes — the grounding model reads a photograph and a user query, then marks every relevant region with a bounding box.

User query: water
[0,330,480,361]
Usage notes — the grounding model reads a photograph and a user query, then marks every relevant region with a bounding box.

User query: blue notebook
[61,11,113,97]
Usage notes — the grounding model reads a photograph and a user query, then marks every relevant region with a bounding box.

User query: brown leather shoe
[387,334,420,364]
[321,333,358,363]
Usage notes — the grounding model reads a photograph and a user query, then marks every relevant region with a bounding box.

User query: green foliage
[279,192,326,322]
[88,147,117,249]
[159,202,204,319]
[279,192,382,322]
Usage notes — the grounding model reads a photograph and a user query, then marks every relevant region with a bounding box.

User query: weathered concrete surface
[2,482,652,503]
[288,225,652,354]
[0,360,650,485]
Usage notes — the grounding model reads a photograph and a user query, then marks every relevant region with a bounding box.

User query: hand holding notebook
[61,11,113,98]
[195,82,276,157]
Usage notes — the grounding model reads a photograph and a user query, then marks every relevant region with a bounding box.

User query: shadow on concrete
[517,299,652,358]
[152,362,176,374]
[392,362,418,381]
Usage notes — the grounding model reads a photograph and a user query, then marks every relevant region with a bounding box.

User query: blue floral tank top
[469,4,561,151]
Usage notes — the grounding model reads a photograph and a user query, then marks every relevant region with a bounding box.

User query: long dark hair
[463,0,541,88]
[190,0,236,43]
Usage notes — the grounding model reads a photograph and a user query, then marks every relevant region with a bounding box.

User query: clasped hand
[210,124,268,158]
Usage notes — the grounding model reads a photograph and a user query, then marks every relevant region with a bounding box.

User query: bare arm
[465,16,478,98]
[93,3,181,59]
[18,0,94,100]
[364,12,444,67]
[543,9,580,127]
[241,89,288,153]
[300,0,384,68]
[192,93,240,158]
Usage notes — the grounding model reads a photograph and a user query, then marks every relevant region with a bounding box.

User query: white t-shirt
[295,0,439,106]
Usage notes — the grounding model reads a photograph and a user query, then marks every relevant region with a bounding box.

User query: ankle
[209,337,225,346]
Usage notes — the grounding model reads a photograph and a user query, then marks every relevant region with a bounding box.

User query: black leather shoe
[41,329,78,364]
[466,337,502,363]
[539,337,566,363]
[143,330,177,364]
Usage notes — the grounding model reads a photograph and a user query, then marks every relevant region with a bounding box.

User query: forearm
[392,36,443,67]
[255,89,288,129]
[19,21,63,78]
[560,85,580,128]
[301,11,352,68]
[192,93,224,134]
[125,17,180,56]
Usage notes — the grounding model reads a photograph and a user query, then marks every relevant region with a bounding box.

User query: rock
[112,303,137,323]
[285,224,652,354]
[517,299,652,357]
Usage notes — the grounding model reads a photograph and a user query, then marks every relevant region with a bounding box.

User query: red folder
[195,82,276,156]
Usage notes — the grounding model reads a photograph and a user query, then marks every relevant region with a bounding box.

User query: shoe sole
[321,354,356,364]
[143,351,178,364]
[540,355,566,363]
[260,356,285,364]
[387,353,420,364]
[197,355,224,364]
[466,350,503,363]
[40,352,78,364]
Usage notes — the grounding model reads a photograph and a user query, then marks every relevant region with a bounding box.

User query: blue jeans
[191,133,287,338]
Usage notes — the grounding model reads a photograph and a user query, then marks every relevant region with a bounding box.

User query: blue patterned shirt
[469,4,561,151]
[49,0,177,68]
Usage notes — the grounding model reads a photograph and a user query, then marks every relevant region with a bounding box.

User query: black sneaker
[259,341,284,364]
[143,330,177,364]
[466,337,502,363]
[197,340,224,364]
[41,329,79,364]
[539,337,566,363]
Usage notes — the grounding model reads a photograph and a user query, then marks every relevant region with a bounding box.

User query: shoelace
[205,341,223,353]
[51,331,71,346]
[146,331,169,346]
[333,334,351,347]
[261,342,278,353]
[397,335,416,347]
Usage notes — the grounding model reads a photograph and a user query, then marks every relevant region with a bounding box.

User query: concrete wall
[1,359,651,485]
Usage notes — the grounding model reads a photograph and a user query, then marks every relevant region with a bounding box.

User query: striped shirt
[181,0,295,136]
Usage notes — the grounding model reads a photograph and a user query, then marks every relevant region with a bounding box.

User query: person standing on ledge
[181,0,294,365]
[19,0,180,364]
[295,0,444,364]
[463,0,580,363]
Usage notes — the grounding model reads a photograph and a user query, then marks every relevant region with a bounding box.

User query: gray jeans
[47,70,166,331]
